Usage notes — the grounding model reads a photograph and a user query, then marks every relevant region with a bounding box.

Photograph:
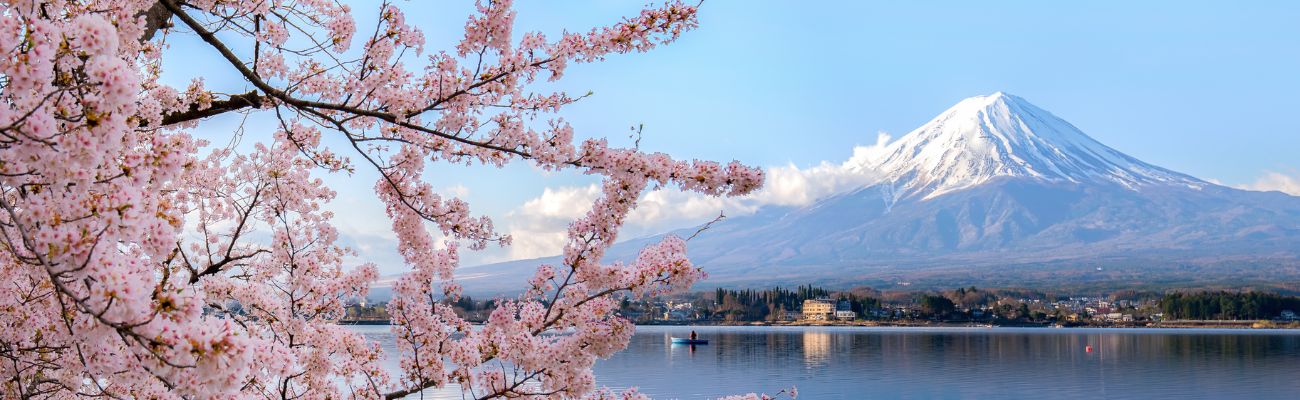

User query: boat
[670,337,709,345]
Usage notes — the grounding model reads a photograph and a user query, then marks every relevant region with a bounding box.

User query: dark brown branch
[158,91,266,126]
[188,183,266,283]
[188,249,269,284]
[137,1,174,43]
[158,0,550,160]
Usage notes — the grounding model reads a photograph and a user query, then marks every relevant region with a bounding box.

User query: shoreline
[340,320,1300,329]
[638,319,1300,329]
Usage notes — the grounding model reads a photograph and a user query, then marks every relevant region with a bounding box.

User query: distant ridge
[439,93,1300,295]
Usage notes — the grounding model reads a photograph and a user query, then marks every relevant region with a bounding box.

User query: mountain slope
[456,93,1300,294]
[855,92,1204,200]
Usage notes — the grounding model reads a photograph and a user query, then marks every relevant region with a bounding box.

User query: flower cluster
[0,0,766,398]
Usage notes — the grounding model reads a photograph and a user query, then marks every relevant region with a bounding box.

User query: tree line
[1159,292,1300,320]
[709,285,881,321]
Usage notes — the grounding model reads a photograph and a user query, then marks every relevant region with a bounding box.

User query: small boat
[671,337,709,345]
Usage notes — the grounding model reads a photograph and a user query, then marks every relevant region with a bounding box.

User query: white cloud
[624,188,755,237]
[444,184,471,198]
[748,131,894,207]
[499,184,751,261]
[754,161,872,206]
[495,133,895,262]
[519,185,602,219]
[1236,171,1300,196]
[500,185,602,260]
[846,131,894,171]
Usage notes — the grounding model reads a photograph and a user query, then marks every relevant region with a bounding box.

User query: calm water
[349,325,1300,399]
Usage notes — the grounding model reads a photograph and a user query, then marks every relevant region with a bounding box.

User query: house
[662,309,690,321]
[802,298,835,321]
[1281,310,1297,321]
[834,300,856,321]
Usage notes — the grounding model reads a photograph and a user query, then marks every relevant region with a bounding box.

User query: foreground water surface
[348,325,1300,399]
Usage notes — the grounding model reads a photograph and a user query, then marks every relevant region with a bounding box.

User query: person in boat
[690,330,697,341]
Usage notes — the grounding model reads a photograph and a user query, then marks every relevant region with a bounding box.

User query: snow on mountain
[854,92,1204,200]
[451,92,1300,294]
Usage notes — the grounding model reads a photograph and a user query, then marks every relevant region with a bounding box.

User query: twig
[686,211,726,241]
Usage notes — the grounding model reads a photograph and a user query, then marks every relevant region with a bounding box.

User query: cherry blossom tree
[0,0,785,398]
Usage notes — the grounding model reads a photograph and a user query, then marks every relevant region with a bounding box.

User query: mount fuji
[855,92,1205,200]
[459,92,1300,293]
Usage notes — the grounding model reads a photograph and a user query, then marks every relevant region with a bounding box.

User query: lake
[348,325,1300,399]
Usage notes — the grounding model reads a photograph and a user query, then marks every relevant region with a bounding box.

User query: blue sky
[164,1,1300,271]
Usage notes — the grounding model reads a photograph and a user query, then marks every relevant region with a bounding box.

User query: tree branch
[137,1,174,43]
[158,0,550,160]
[157,91,266,126]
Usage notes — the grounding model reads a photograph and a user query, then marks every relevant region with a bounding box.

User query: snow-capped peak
[853,92,1203,199]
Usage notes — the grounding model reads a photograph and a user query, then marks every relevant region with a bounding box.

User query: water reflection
[802,330,831,367]
[350,326,1300,400]
[596,326,1300,399]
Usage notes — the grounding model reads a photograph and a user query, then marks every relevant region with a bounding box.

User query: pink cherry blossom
[0,1,769,398]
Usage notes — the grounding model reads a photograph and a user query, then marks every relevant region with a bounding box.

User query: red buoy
[1085,345,1093,352]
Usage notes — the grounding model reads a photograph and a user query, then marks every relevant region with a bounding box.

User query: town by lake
[349,325,1300,399]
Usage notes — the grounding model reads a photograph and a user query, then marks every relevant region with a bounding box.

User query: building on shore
[662,309,691,321]
[835,300,856,321]
[1100,312,1134,322]
[1281,310,1297,321]
[802,298,835,320]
